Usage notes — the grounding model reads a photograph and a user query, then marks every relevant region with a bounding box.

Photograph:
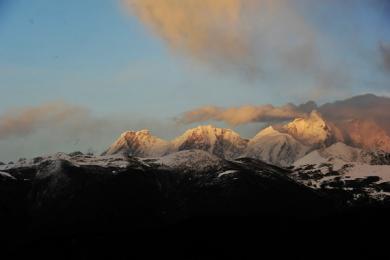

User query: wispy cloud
[176,94,390,135]
[0,101,187,161]
[320,94,390,133]
[0,102,88,139]
[176,103,312,126]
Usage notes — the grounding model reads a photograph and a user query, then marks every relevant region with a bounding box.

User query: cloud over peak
[176,94,390,134]
[177,104,308,126]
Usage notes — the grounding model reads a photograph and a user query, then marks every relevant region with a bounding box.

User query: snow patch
[344,164,390,183]
[0,171,16,180]
[218,170,237,178]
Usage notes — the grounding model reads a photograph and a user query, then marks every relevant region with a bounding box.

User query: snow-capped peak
[245,126,309,166]
[253,126,279,137]
[103,129,169,157]
[178,125,239,138]
[120,129,150,137]
[242,111,347,166]
[282,110,335,147]
[103,126,248,160]
[171,125,248,160]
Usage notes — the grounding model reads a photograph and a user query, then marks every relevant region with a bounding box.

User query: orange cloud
[127,0,248,68]
[177,104,306,125]
[177,94,390,138]
[125,0,316,78]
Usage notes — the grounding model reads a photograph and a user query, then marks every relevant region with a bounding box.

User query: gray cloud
[319,94,390,134]
[380,43,390,72]
[0,102,183,162]
[0,102,88,139]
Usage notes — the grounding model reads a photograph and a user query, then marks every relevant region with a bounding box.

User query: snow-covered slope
[153,149,227,173]
[294,142,372,168]
[0,152,134,175]
[293,143,390,198]
[171,125,248,160]
[294,142,389,168]
[343,164,390,183]
[245,126,309,166]
[103,130,169,157]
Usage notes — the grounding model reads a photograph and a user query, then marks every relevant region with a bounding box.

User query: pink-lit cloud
[177,104,308,126]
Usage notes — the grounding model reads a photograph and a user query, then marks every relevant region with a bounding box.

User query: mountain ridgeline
[2,109,390,258]
[103,110,390,166]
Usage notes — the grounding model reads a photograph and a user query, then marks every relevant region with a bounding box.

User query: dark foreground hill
[1,152,389,259]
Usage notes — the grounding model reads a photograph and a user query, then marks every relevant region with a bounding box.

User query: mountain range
[1,138,390,258]
[2,94,390,258]
[103,110,390,167]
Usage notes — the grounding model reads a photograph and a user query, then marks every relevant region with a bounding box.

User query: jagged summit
[103,129,169,157]
[171,125,248,159]
[282,110,336,147]
[175,125,241,137]
[102,116,340,164]
[102,110,390,166]
[104,126,248,160]
[121,129,151,136]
